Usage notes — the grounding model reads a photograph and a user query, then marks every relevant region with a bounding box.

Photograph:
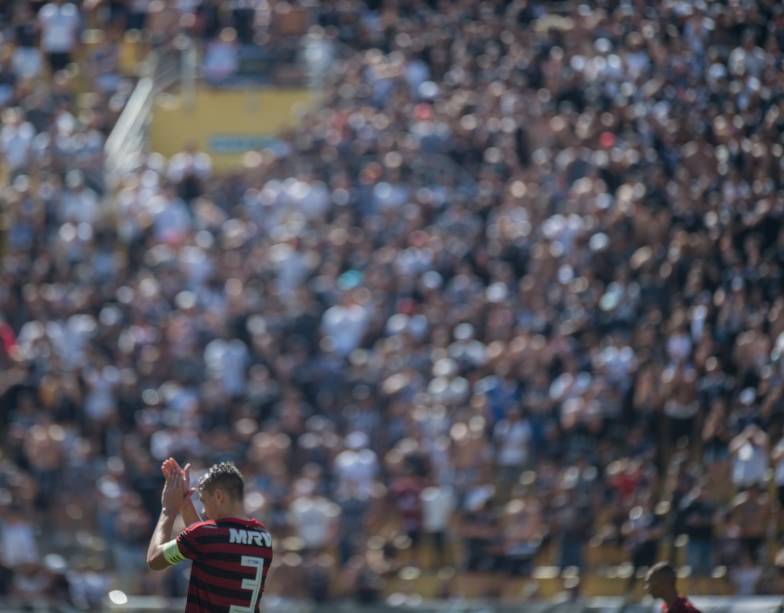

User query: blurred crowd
[3,0,784,608]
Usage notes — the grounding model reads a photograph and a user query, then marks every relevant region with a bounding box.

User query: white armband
[162,540,187,565]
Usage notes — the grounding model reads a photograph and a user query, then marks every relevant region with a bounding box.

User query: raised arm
[146,469,186,570]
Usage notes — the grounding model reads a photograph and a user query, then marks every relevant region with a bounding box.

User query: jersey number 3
[229,556,265,613]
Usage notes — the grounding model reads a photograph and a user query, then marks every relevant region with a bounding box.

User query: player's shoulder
[181,519,219,536]
[670,597,702,613]
[220,517,269,530]
[246,517,269,531]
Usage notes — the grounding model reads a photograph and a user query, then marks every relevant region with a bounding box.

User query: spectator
[678,485,716,578]
[623,496,663,591]
[87,30,122,95]
[773,434,784,522]
[730,552,762,596]
[337,481,370,565]
[390,462,425,556]
[1,108,35,175]
[729,485,770,564]
[61,170,100,225]
[321,291,371,358]
[0,560,12,600]
[757,549,784,596]
[11,4,43,81]
[421,480,455,569]
[0,506,39,568]
[289,480,340,553]
[353,558,383,604]
[730,426,769,489]
[493,406,533,485]
[38,0,81,74]
[460,493,497,573]
[0,54,17,108]
[127,0,150,31]
[334,431,378,500]
[202,27,240,84]
[499,495,543,576]
[167,142,212,203]
[553,488,593,571]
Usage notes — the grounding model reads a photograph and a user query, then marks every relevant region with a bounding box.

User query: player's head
[645,561,677,600]
[198,461,245,519]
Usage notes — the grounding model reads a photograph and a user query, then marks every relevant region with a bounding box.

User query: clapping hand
[161,464,186,515]
[162,457,195,504]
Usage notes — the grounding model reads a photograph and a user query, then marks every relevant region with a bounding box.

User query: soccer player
[645,562,702,613]
[146,459,273,612]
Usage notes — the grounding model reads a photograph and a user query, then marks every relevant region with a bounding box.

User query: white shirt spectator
[1,116,35,172]
[72,128,105,171]
[334,442,378,499]
[270,242,308,297]
[395,246,434,276]
[69,567,110,610]
[775,438,784,487]
[180,245,213,287]
[168,150,212,184]
[373,181,409,212]
[494,414,533,467]
[405,58,430,96]
[625,49,650,80]
[597,343,637,386]
[63,313,97,364]
[728,45,766,78]
[176,0,200,13]
[299,180,329,219]
[421,485,455,533]
[150,428,176,461]
[85,365,119,422]
[1,516,38,566]
[62,185,100,225]
[289,496,339,550]
[203,37,239,82]
[280,178,329,219]
[667,331,692,364]
[130,0,151,12]
[150,194,192,242]
[731,561,762,596]
[321,301,369,357]
[732,440,768,488]
[39,3,81,54]
[204,338,249,396]
[13,47,43,80]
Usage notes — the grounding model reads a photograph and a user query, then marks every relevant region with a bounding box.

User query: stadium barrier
[3,595,784,613]
[103,45,183,189]
[96,595,784,613]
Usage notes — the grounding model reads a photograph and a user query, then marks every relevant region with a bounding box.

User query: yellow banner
[149,87,316,171]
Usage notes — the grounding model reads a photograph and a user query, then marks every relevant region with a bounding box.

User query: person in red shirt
[645,561,702,613]
[146,459,273,612]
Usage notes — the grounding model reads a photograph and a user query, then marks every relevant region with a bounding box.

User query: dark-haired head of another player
[198,461,245,520]
[645,561,702,612]
[645,561,677,600]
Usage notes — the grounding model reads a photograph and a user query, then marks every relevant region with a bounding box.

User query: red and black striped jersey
[176,517,273,613]
[663,597,702,613]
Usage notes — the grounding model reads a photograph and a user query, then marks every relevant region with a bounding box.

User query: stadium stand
[1,0,784,610]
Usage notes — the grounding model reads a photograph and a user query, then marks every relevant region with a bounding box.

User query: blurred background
[1,0,784,611]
